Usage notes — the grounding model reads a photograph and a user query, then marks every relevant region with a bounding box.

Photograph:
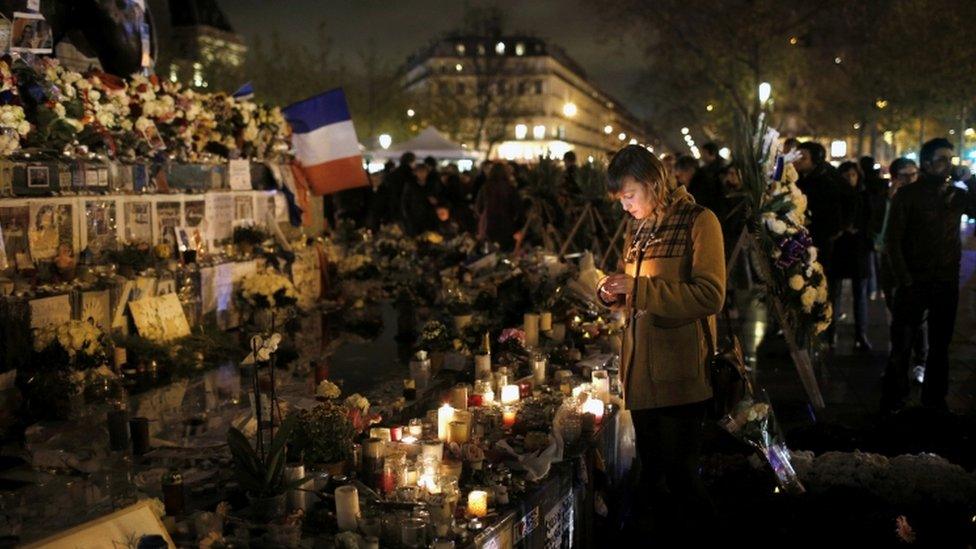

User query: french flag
[283,88,368,196]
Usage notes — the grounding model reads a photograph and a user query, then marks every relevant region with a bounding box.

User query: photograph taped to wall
[28,202,72,261]
[1,205,30,268]
[26,165,48,189]
[10,12,52,54]
[155,200,181,246]
[123,200,153,243]
[84,200,117,255]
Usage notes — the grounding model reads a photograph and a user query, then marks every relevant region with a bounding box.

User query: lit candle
[453,409,473,426]
[501,384,520,405]
[422,440,444,462]
[592,370,610,403]
[539,311,553,331]
[334,485,360,531]
[407,419,423,438]
[474,354,492,379]
[467,490,488,518]
[370,427,392,442]
[523,313,540,348]
[448,421,469,443]
[582,396,605,425]
[437,403,455,441]
[532,356,547,384]
[390,425,403,442]
[502,406,516,428]
[363,437,386,459]
[450,384,468,411]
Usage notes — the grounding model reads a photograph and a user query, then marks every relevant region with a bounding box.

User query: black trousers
[630,401,716,537]
[882,281,958,410]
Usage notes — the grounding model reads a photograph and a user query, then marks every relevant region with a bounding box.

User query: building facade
[403,35,649,163]
[149,0,246,90]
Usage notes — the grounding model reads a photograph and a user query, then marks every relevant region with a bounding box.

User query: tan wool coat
[612,189,726,410]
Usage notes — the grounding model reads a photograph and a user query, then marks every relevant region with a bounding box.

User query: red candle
[381,467,396,494]
[390,426,403,442]
[519,382,532,399]
[469,394,484,408]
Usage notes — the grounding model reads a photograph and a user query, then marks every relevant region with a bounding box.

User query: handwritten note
[206,193,234,242]
[129,293,191,342]
[81,290,111,331]
[29,294,71,329]
[228,159,252,191]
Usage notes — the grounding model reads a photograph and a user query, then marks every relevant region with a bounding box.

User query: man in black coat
[794,142,849,274]
[881,138,976,413]
[380,152,416,227]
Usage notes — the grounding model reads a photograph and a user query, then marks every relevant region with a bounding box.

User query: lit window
[456,43,466,55]
[515,124,528,139]
[533,125,546,140]
[515,42,525,56]
[192,62,203,87]
[168,64,178,83]
[557,126,566,139]
[495,42,506,54]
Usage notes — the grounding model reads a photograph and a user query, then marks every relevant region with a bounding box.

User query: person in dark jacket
[794,142,848,274]
[381,152,416,227]
[881,138,976,413]
[860,156,888,299]
[401,162,437,236]
[475,162,524,251]
[675,153,725,219]
[829,161,873,351]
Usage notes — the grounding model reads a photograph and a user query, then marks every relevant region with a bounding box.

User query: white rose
[16,120,30,136]
[789,275,805,291]
[135,117,152,132]
[53,103,67,118]
[816,285,828,303]
[766,218,787,235]
[0,110,16,125]
[807,247,818,263]
[89,89,101,101]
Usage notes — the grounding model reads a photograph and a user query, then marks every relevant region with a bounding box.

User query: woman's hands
[598,273,634,307]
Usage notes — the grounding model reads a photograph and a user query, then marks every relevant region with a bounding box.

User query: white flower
[807,247,818,263]
[766,218,788,235]
[316,380,341,399]
[789,275,805,291]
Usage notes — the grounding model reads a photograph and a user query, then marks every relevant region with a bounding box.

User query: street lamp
[604,124,613,134]
[681,127,690,135]
[407,108,416,118]
[618,132,626,141]
[378,134,392,149]
[562,102,578,117]
[706,104,714,112]
[719,147,730,159]
[875,98,888,110]
[758,82,772,104]
[629,138,638,145]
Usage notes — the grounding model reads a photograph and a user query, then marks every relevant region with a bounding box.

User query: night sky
[217,0,648,117]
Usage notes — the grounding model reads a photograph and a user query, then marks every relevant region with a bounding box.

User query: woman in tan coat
[598,145,725,538]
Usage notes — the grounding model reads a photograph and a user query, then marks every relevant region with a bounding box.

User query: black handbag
[700,309,753,419]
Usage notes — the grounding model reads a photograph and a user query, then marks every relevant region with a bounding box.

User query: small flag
[232,82,254,101]
[282,88,368,196]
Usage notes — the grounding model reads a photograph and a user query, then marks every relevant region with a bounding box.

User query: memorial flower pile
[33,319,108,363]
[239,269,299,309]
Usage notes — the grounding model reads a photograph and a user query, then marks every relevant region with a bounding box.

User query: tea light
[450,384,468,411]
[334,485,360,531]
[407,418,423,438]
[437,403,455,441]
[592,370,610,403]
[582,396,605,425]
[493,370,509,395]
[448,421,469,443]
[501,384,520,405]
[502,407,517,428]
[532,356,547,384]
[540,311,553,331]
[474,354,492,379]
[467,490,488,518]
[454,409,473,426]
[422,440,444,462]
[370,427,392,442]
[403,465,419,486]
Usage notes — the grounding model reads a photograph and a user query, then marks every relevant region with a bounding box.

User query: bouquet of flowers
[419,320,452,352]
[33,319,110,367]
[291,400,355,465]
[337,253,378,280]
[238,269,299,309]
[719,390,804,494]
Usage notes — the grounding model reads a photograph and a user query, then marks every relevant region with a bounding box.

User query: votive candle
[450,384,468,411]
[523,313,540,348]
[582,396,605,425]
[448,421,469,443]
[501,384,520,405]
[592,370,610,403]
[437,403,455,441]
[539,311,553,331]
[334,485,360,531]
[467,490,488,518]
[532,356,547,384]
[474,354,492,380]
[502,407,517,428]
[422,440,444,462]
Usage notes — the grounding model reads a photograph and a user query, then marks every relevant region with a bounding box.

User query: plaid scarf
[625,199,702,263]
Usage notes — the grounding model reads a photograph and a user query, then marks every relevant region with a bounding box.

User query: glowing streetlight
[758,82,772,104]
[378,134,392,149]
[618,132,626,141]
[719,147,730,159]
[604,124,613,134]
[455,63,463,72]
[562,102,578,117]
[407,108,416,118]
[875,98,888,110]
[680,127,690,135]
[629,138,638,145]
[706,104,714,112]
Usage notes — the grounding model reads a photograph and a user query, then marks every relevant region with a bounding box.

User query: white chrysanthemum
[789,275,805,291]
[800,287,817,312]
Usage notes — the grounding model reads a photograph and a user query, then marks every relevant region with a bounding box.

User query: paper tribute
[28,202,72,261]
[9,12,53,54]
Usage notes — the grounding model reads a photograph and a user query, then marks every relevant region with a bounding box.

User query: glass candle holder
[401,517,427,548]
[466,490,488,518]
[502,406,517,429]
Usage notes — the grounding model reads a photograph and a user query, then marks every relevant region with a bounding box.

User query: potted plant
[227,414,306,522]
[291,399,355,475]
[418,320,452,371]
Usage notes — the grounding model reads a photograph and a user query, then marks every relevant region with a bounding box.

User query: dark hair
[399,152,416,166]
[797,142,826,165]
[701,142,719,157]
[889,157,917,176]
[783,137,800,149]
[674,155,700,172]
[563,150,577,163]
[837,160,862,185]
[487,162,509,185]
[718,162,740,177]
[858,156,878,176]
[384,160,396,172]
[606,145,675,210]
[424,156,437,168]
[920,138,953,165]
